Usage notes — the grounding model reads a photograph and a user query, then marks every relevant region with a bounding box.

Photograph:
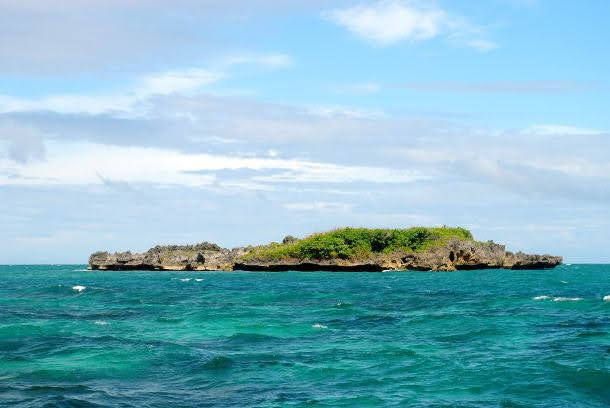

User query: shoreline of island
[88,226,562,272]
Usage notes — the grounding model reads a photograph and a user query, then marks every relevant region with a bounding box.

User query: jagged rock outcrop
[89,243,249,271]
[388,239,562,271]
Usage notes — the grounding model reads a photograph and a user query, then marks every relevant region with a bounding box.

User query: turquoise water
[1,265,609,407]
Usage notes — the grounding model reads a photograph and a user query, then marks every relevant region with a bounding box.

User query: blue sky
[1,0,609,263]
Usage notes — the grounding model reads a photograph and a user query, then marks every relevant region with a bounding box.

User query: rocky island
[89,227,562,272]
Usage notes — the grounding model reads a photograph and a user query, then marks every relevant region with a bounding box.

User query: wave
[533,295,550,300]
[552,297,582,302]
[603,295,610,302]
[94,320,109,325]
[312,323,328,329]
[534,295,584,302]
[195,278,204,282]
[72,285,86,292]
[179,278,191,282]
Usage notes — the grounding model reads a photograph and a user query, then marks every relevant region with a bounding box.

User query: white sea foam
[312,323,328,329]
[603,295,610,302]
[72,285,86,292]
[533,295,550,300]
[94,320,109,325]
[73,268,89,272]
[180,278,191,282]
[560,280,568,284]
[552,297,582,302]
[195,279,204,282]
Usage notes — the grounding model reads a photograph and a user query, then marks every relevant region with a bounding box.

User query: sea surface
[0,264,609,407]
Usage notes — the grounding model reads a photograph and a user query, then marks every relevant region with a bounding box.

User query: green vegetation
[239,226,473,262]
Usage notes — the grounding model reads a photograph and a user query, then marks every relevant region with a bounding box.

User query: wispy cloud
[390,80,601,94]
[324,0,497,51]
[0,52,293,116]
[220,53,294,68]
[137,69,223,97]
[284,202,353,212]
[0,69,223,116]
[306,105,387,120]
[523,124,607,136]
[331,82,382,95]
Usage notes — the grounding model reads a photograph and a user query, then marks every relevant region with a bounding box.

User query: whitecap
[195,279,204,282]
[72,285,86,292]
[312,323,328,329]
[560,280,568,284]
[603,295,610,302]
[552,297,582,302]
[94,320,109,325]
[533,295,550,300]
[179,278,191,282]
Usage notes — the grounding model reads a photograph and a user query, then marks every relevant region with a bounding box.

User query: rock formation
[89,231,562,272]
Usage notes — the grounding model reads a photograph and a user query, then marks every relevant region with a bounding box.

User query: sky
[1,0,609,264]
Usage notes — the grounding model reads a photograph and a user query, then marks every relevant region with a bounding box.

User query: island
[88,226,562,272]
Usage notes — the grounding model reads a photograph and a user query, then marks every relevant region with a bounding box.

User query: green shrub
[240,226,474,262]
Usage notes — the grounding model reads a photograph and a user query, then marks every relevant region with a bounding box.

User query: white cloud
[384,122,610,202]
[0,121,46,163]
[325,0,444,45]
[0,141,425,188]
[324,0,496,51]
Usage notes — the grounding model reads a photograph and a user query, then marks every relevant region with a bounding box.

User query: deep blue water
[0,264,609,407]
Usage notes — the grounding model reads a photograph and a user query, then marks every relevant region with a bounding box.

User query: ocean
[1,264,609,407]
